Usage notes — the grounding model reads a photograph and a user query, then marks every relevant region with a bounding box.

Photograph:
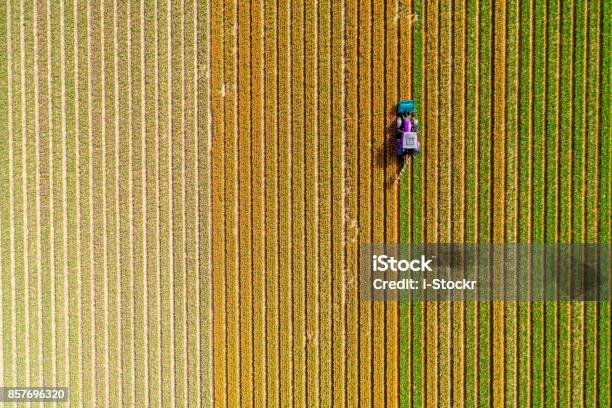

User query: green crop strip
[463,0,479,405]
[599,0,611,404]
[557,0,574,404]
[477,0,492,405]
[398,0,417,403]
[584,0,601,405]
[403,0,424,403]
[544,0,560,404]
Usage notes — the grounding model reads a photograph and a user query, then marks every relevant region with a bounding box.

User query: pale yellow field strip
[5,0,16,402]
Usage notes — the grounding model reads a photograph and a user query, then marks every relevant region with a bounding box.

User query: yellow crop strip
[357,0,372,403]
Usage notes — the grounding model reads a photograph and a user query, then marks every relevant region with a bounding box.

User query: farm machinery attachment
[395,99,419,181]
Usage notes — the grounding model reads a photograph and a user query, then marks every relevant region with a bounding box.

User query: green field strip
[464,0,480,406]
[570,0,587,404]
[209,0,226,401]
[317,0,333,404]
[477,0,492,406]
[504,0,519,404]
[371,0,386,405]
[356,0,372,402]
[344,0,359,404]
[221,0,239,404]
[530,2,546,408]
[278,0,294,403]
[516,0,532,403]
[438,0,452,404]
[544,0,560,406]
[331,0,346,405]
[557,0,574,402]
[290,0,307,404]
[398,0,414,404]
[384,0,399,405]
[249,0,266,405]
[423,0,439,405]
[237,0,253,406]
[599,0,611,404]
[584,0,602,405]
[264,0,280,402]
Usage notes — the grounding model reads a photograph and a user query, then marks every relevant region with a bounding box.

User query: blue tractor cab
[397,99,415,115]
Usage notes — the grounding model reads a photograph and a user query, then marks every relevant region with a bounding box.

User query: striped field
[0,0,609,407]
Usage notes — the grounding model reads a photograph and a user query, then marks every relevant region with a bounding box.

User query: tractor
[395,99,419,180]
